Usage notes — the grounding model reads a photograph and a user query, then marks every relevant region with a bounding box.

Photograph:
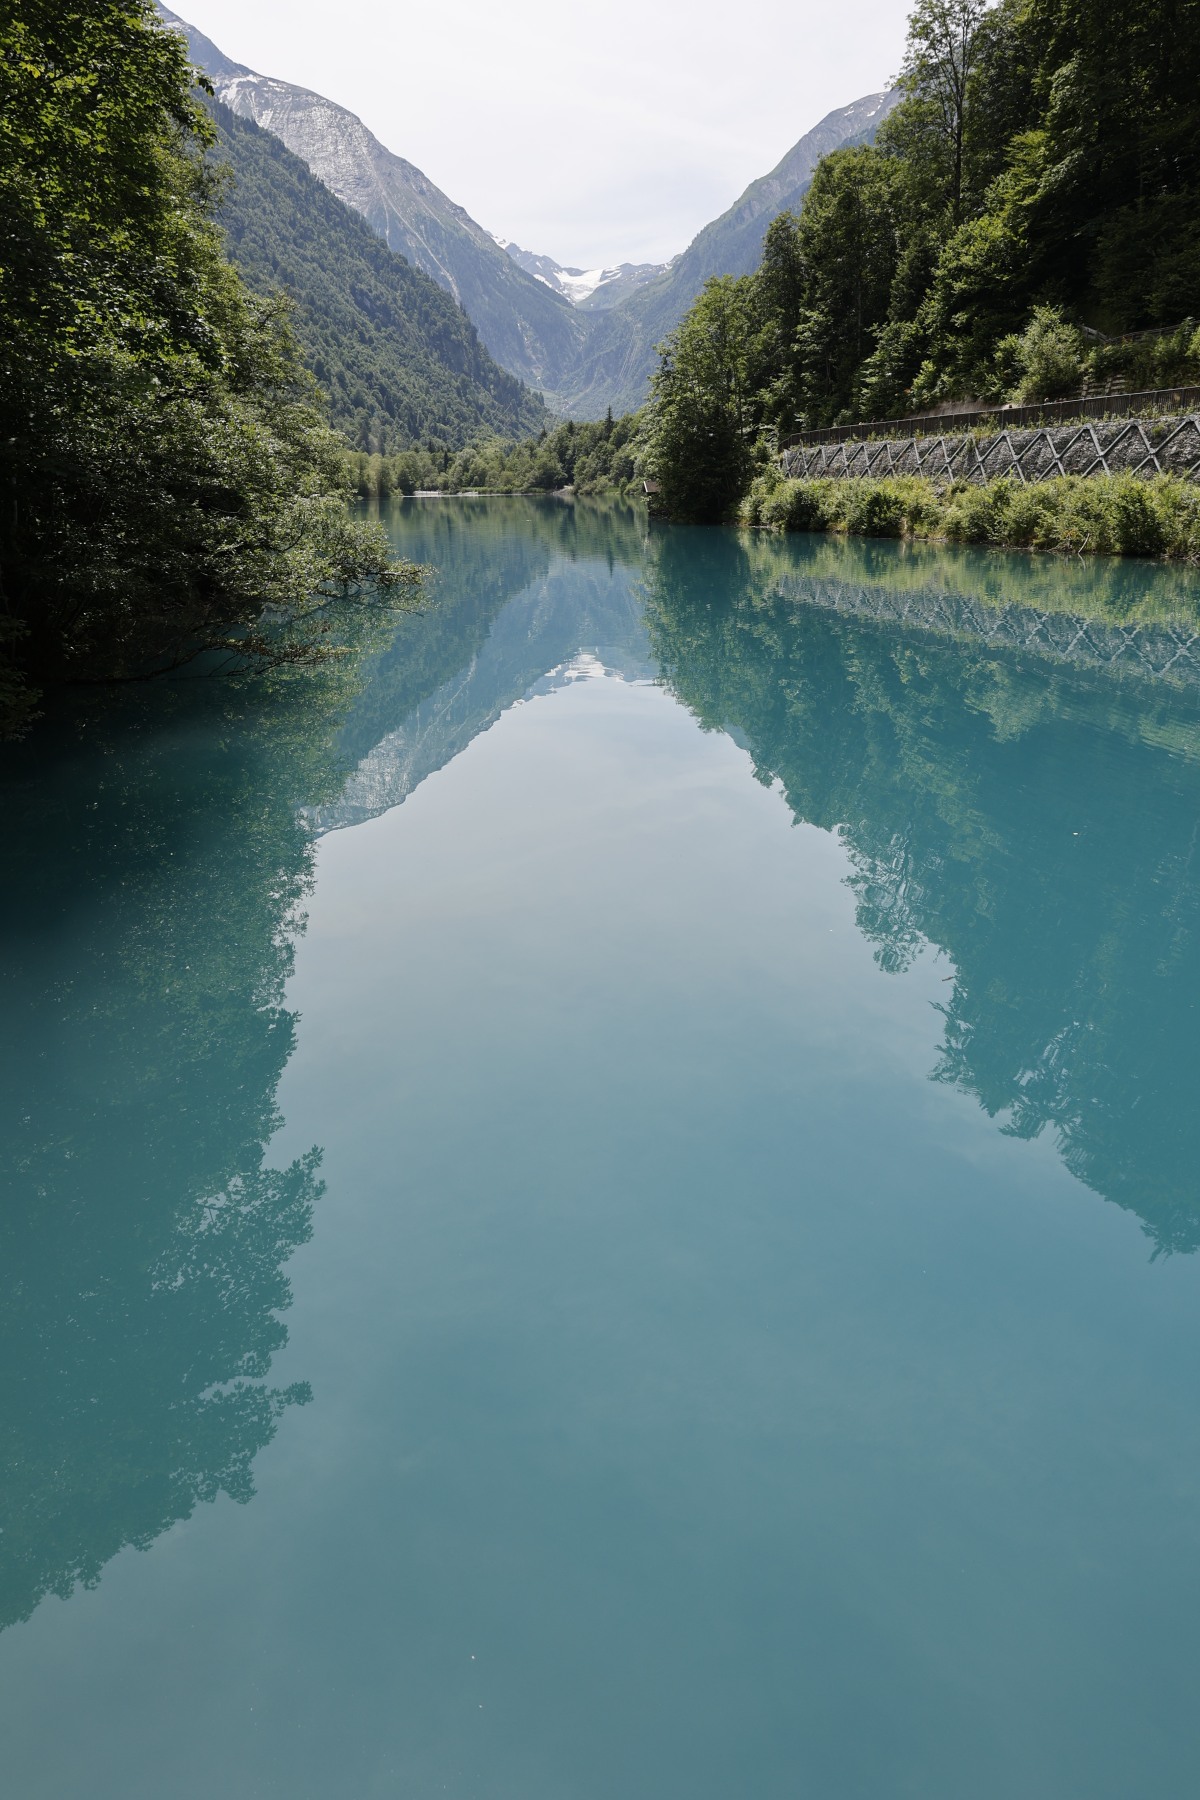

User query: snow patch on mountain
[493,238,669,311]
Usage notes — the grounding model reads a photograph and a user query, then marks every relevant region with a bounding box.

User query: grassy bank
[743,471,1200,561]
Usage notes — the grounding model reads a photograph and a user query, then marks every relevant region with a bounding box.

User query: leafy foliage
[642,279,761,522]
[644,0,1200,515]
[744,468,1200,558]
[347,409,648,499]
[0,0,414,731]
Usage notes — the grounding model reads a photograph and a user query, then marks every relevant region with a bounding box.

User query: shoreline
[740,470,1200,565]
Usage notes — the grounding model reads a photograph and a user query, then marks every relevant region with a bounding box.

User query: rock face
[159,7,587,397]
[559,89,901,417]
[162,6,895,416]
[208,98,545,447]
[496,241,669,312]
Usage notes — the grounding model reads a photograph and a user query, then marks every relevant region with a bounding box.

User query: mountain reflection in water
[0,498,653,1628]
[1,498,1199,1798]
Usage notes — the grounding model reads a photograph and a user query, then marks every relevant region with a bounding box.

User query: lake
[3,497,1200,1798]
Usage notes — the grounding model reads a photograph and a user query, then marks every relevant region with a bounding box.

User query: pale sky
[176,0,911,268]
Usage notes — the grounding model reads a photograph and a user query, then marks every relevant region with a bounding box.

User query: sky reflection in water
[2,498,1199,1799]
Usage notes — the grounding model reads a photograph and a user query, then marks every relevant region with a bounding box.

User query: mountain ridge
[163,7,895,417]
[556,89,901,415]
[159,6,587,398]
[496,240,670,312]
[686,89,899,283]
[207,96,545,448]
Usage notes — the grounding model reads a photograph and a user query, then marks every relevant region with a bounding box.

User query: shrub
[1004,307,1086,403]
[943,479,1015,544]
[997,483,1061,548]
[1107,475,1169,557]
[771,481,835,531]
[839,481,908,537]
[752,468,1200,562]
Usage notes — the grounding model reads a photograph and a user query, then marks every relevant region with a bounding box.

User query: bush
[991,483,1060,548]
[749,469,1200,562]
[1108,474,1170,556]
[942,479,1015,544]
[1003,307,1087,403]
[746,474,944,538]
[839,482,908,537]
[759,480,834,531]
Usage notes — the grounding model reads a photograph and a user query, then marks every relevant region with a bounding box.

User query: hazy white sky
[177,0,911,268]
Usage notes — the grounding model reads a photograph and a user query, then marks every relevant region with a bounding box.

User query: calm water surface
[3,499,1200,1798]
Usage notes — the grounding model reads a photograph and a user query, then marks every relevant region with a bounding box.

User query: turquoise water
[3,498,1200,1798]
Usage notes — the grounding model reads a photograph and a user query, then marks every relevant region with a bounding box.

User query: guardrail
[779,413,1200,488]
[781,387,1200,448]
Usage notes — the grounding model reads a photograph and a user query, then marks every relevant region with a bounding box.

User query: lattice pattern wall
[781,414,1200,486]
[773,575,1200,690]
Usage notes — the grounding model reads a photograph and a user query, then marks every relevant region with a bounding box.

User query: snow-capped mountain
[492,240,670,312]
[161,6,896,415]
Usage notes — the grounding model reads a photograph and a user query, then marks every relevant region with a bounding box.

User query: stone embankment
[782,410,1200,488]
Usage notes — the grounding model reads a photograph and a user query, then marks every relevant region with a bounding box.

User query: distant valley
[495,241,669,313]
[162,6,895,418]
[159,6,586,399]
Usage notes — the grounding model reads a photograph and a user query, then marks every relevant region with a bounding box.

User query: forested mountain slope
[161,7,586,397]
[164,6,895,417]
[676,90,900,286]
[209,100,544,451]
[642,0,1200,524]
[561,91,899,415]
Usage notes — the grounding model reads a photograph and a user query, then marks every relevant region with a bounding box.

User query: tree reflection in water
[0,495,652,1632]
[4,500,1199,1641]
[644,528,1200,1255]
[0,676,338,1630]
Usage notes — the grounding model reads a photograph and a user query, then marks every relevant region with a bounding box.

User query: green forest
[0,0,430,732]
[6,0,1200,731]
[645,0,1200,520]
[208,99,545,455]
[345,409,647,499]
